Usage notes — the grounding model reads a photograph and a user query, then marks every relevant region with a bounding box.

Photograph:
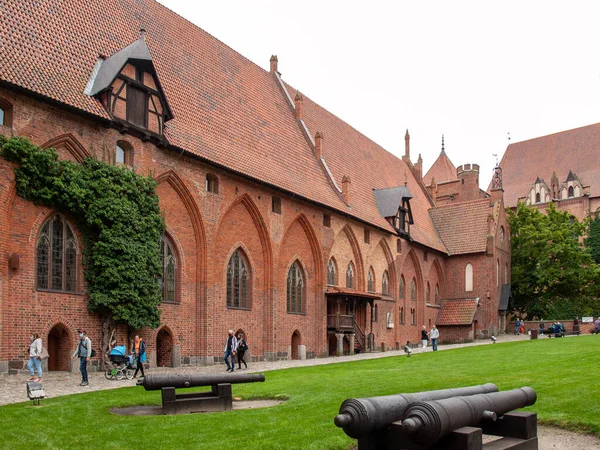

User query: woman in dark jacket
[237,334,248,370]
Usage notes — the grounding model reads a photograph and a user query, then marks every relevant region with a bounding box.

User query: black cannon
[137,373,265,414]
[335,385,538,450]
[400,387,537,446]
[334,383,498,439]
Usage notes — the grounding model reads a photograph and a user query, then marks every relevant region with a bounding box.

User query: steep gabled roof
[495,122,600,207]
[0,0,448,251]
[423,150,457,186]
[437,298,479,326]
[429,198,491,255]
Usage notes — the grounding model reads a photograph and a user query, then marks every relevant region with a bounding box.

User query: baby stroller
[105,345,135,380]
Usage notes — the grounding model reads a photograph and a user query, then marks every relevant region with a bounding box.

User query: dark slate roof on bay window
[566,170,577,182]
[88,36,153,96]
[373,186,413,218]
[498,284,512,311]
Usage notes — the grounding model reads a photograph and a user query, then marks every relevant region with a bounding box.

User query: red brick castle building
[0,0,510,374]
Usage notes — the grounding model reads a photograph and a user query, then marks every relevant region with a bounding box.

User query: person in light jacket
[72,329,92,386]
[429,325,440,351]
[224,329,238,372]
[27,333,43,382]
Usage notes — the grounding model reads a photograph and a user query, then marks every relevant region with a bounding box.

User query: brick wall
[0,88,504,371]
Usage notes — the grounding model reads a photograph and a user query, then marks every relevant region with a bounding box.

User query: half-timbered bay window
[37,215,77,292]
[86,33,173,137]
[227,249,249,308]
[373,186,414,238]
[159,235,178,303]
[287,262,304,313]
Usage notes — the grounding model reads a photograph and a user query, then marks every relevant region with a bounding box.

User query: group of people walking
[224,329,249,372]
[27,329,147,387]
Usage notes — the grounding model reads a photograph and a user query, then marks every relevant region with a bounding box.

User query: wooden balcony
[327,314,354,331]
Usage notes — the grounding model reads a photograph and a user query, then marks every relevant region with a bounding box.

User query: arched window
[382,271,389,296]
[0,98,13,127]
[465,263,473,292]
[568,186,574,198]
[227,249,249,308]
[159,235,178,303]
[399,276,405,299]
[36,215,77,292]
[410,278,416,301]
[327,258,336,286]
[346,263,354,289]
[115,141,133,166]
[399,307,405,324]
[434,284,439,305]
[496,259,500,287]
[504,263,508,284]
[287,262,304,313]
[367,267,374,292]
[372,304,378,322]
[206,173,219,194]
[535,192,540,203]
[410,308,416,325]
[426,282,430,303]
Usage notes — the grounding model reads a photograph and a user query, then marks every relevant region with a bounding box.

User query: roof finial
[140,28,146,40]
[440,134,446,156]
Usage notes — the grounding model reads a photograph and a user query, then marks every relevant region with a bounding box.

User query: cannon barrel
[136,373,266,391]
[334,383,498,439]
[400,387,537,445]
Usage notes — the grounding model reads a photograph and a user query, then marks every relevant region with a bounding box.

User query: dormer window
[86,33,173,137]
[373,186,414,238]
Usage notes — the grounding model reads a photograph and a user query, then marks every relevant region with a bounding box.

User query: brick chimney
[413,154,423,181]
[294,92,303,120]
[429,177,437,202]
[315,132,324,159]
[342,175,351,204]
[270,55,278,74]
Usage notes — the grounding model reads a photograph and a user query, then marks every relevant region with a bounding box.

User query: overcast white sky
[158,1,600,188]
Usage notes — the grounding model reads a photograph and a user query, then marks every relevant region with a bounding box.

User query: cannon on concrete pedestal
[137,373,265,414]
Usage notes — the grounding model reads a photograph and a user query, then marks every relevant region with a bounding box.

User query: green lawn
[2,336,599,449]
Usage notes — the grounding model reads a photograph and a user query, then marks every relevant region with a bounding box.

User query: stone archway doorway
[156,328,173,367]
[47,324,70,371]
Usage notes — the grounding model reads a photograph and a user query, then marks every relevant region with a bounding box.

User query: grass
[2,336,599,449]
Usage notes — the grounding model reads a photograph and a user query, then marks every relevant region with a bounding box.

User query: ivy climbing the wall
[0,135,164,365]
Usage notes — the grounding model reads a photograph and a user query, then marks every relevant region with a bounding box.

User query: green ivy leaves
[1,136,164,329]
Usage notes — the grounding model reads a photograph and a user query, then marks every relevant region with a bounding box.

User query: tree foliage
[586,212,600,264]
[507,202,600,319]
[0,135,164,329]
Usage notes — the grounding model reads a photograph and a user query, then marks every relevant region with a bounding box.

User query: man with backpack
[72,329,92,386]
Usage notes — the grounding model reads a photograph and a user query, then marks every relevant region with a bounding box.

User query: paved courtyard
[0,334,530,406]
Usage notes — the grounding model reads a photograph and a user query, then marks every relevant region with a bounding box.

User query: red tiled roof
[495,122,600,207]
[0,0,448,251]
[325,286,380,299]
[423,151,457,186]
[429,199,491,255]
[437,298,479,326]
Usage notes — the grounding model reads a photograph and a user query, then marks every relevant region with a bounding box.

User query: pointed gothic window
[568,186,574,198]
[327,259,336,286]
[382,271,389,296]
[435,284,439,305]
[227,249,250,308]
[426,282,431,303]
[399,307,405,324]
[399,276,405,299]
[367,268,374,292]
[287,262,304,313]
[346,263,354,289]
[410,278,416,301]
[159,235,178,303]
[36,215,77,292]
